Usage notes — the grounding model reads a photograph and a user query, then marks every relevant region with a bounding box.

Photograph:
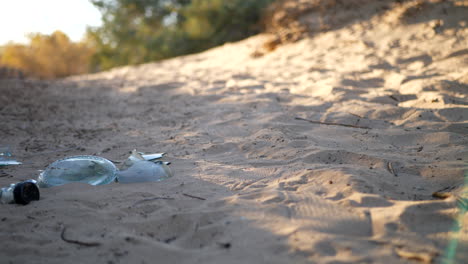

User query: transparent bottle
[117,160,173,183]
[37,156,118,188]
[116,150,173,183]
[0,180,40,205]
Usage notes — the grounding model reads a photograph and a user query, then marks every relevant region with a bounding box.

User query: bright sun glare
[0,0,102,45]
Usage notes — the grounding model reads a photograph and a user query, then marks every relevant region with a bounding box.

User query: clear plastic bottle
[0,180,40,205]
[117,160,173,183]
[37,156,118,188]
[116,150,173,183]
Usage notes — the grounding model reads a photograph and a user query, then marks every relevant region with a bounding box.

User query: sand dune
[0,1,467,263]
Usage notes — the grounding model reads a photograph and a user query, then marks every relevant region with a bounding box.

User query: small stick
[389,95,399,102]
[295,117,371,129]
[61,227,101,247]
[387,162,397,176]
[347,112,363,118]
[183,193,206,200]
[435,186,456,193]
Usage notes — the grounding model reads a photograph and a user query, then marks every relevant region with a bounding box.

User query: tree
[88,0,274,70]
[0,31,94,79]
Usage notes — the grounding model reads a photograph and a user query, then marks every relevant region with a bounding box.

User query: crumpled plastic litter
[1,149,173,207]
[117,150,173,183]
[36,149,173,188]
[0,146,22,166]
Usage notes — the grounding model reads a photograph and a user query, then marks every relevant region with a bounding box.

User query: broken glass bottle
[116,150,173,183]
[37,156,118,188]
[0,180,40,205]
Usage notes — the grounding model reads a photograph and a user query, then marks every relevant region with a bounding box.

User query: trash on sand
[36,150,172,188]
[141,152,165,161]
[0,179,40,205]
[37,156,118,188]
[117,150,173,183]
[0,160,22,166]
[0,146,22,166]
[0,149,172,206]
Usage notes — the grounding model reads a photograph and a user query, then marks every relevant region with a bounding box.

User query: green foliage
[88,0,274,70]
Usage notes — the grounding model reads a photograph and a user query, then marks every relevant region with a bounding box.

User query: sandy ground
[1,1,467,263]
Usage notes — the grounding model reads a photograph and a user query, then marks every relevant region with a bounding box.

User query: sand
[0,1,467,263]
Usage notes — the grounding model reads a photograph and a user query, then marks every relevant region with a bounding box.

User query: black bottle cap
[13,181,40,205]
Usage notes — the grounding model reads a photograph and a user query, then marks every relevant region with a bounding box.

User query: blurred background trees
[87,0,274,71]
[0,0,274,78]
[0,31,94,79]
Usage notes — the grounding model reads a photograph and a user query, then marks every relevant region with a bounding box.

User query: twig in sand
[60,227,101,247]
[295,117,371,129]
[183,193,206,200]
[347,112,363,118]
[387,162,397,176]
[0,172,11,178]
[132,197,175,206]
[435,185,457,193]
[389,95,399,102]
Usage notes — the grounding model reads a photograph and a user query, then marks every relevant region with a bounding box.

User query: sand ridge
[0,1,467,263]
